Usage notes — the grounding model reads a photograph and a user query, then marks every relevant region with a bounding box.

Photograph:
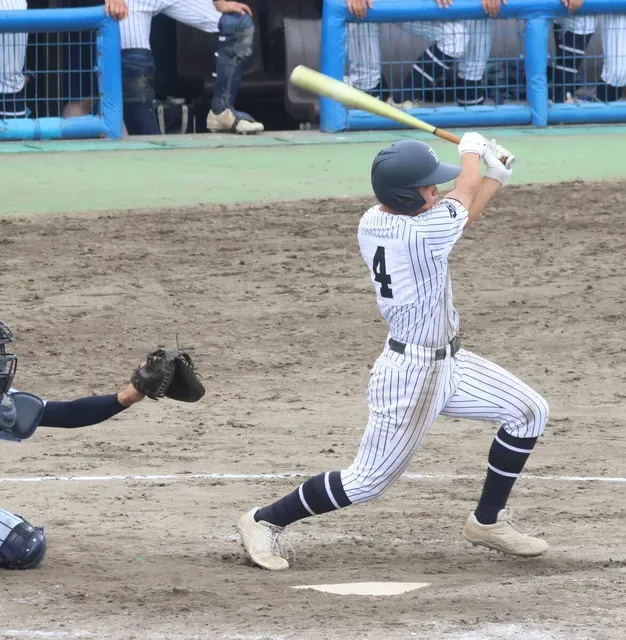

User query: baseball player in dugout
[237,134,550,571]
[62,0,263,134]
[0,321,204,570]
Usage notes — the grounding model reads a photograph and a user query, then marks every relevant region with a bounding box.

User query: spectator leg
[598,14,626,101]
[211,13,254,115]
[458,20,494,106]
[0,19,27,117]
[0,88,27,119]
[395,21,467,105]
[121,48,159,135]
[63,28,99,119]
[347,23,384,95]
[549,16,595,103]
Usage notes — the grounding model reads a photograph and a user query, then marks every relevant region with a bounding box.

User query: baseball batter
[0,321,204,570]
[237,134,550,571]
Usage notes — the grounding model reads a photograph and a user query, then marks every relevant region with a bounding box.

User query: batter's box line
[0,472,624,484]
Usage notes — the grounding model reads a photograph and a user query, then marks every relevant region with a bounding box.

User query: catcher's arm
[39,387,144,429]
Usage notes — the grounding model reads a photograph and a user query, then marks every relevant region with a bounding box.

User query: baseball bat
[289,65,514,168]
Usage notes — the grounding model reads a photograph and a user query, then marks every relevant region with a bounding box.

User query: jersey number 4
[373,246,393,298]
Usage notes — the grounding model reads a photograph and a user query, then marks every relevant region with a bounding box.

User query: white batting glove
[458,132,489,158]
[483,147,513,186]
[489,138,516,169]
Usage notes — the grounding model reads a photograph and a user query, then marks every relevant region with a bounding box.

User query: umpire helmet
[371,140,461,214]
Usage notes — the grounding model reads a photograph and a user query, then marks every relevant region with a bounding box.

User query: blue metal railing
[0,7,122,140]
[321,0,626,132]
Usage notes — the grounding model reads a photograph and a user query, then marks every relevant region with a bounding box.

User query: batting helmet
[371,140,461,215]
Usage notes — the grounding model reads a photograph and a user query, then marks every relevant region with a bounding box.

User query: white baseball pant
[0,0,27,113]
[341,345,549,504]
[347,21,468,91]
[460,14,626,87]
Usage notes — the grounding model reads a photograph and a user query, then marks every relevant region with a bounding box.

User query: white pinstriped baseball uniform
[120,0,222,50]
[340,199,548,504]
[0,0,28,116]
[348,21,468,91]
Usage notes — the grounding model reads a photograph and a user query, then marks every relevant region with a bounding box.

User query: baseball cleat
[462,508,549,557]
[206,109,264,135]
[237,508,289,571]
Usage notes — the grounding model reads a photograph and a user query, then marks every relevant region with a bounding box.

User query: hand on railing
[104,0,128,21]
[347,0,372,20]
[481,0,506,18]
[562,0,584,11]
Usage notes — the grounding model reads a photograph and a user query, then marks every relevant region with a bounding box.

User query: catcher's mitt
[131,348,205,402]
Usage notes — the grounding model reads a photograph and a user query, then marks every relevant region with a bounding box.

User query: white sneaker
[462,508,549,557]
[206,109,264,134]
[237,508,290,571]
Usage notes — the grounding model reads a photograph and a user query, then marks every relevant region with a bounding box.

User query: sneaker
[206,109,264,135]
[236,508,290,571]
[388,98,421,110]
[462,508,548,557]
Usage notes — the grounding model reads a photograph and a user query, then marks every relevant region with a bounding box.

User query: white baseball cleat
[462,508,549,557]
[237,508,290,571]
[206,109,264,134]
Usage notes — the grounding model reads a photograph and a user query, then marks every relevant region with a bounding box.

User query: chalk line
[1,631,91,639]
[0,472,624,485]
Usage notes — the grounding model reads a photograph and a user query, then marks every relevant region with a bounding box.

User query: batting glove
[489,139,516,170]
[483,147,513,186]
[458,132,489,158]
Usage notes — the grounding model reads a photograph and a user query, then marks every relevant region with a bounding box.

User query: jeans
[121,48,159,135]
[212,13,254,114]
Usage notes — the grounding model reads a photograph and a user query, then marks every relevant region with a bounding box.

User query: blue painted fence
[321,0,626,132]
[0,7,122,140]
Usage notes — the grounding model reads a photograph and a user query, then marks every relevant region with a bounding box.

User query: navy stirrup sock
[254,472,352,528]
[474,427,538,525]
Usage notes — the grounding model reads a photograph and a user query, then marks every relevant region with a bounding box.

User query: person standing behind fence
[460,0,626,105]
[120,0,263,135]
[346,0,468,106]
[0,0,27,119]
[548,2,626,103]
[61,0,128,121]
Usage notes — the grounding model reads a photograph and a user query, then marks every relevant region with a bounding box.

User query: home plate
[292,582,430,596]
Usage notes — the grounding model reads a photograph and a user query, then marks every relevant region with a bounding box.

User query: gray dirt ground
[0,181,625,640]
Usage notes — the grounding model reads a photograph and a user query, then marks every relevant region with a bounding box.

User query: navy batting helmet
[371,140,461,215]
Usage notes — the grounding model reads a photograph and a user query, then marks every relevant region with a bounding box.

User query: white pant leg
[0,0,27,96]
[556,15,596,35]
[459,20,493,82]
[403,20,468,59]
[600,14,626,87]
[441,350,549,439]
[161,0,222,34]
[341,352,452,504]
[347,22,381,91]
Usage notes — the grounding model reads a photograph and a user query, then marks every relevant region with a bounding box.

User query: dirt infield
[0,182,625,640]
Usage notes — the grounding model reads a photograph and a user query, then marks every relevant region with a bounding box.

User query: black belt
[389,336,460,360]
